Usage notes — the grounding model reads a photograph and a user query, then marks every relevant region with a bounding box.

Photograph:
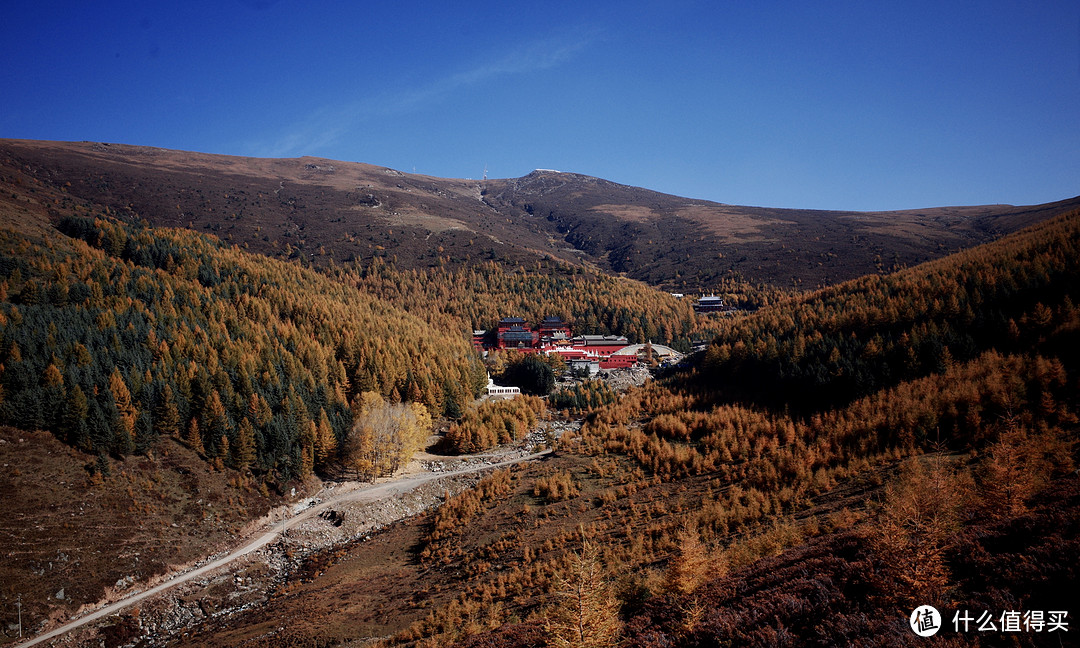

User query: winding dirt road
[19,450,550,647]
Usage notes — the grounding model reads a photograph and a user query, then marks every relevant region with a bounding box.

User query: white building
[570,359,601,376]
[485,376,521,400]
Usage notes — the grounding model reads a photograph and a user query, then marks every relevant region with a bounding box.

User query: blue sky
[2,1,1077,211]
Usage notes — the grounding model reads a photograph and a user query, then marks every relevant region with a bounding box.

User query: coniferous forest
[362,210,1080,648]
[0,146,1076,648]
[0,215,487,484]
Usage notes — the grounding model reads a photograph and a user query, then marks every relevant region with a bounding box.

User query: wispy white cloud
[255,105,353,159]
[251,28,598,158]
[388,31,597,112]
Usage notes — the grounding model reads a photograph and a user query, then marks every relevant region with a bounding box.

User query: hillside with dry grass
[0,424,278,641]
[0,140,1076,647]
[138,209,1079,648]
[482,170,1079,288]
[4,139,1075,290]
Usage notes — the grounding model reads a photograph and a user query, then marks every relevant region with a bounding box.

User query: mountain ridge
[1,138,1077,648]
[2,138,1077,289]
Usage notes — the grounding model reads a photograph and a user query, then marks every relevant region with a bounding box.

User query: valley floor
[13,437,555,648]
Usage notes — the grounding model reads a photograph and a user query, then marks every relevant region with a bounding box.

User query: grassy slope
[0,140,1076,646]
[0,426,277,642]
[169,210,1080,648]
[483,170,1080,288]
[5,139,1075,290]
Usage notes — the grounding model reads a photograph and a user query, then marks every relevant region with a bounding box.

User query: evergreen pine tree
[234,417,257,472]
[108,368,137,455]
[155,384,181,438]
[63,384,90,450]
[186,417,205,454]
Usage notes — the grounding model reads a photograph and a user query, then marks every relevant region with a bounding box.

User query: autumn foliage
[443,396,546,455]
[701,208,1080,410]
[0,216,484,483]
[388,210,1080,648]
[342,391,433,481]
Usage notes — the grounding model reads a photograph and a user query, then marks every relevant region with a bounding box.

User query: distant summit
[2,138,1077,289]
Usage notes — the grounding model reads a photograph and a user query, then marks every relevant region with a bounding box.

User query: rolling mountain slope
[484,170,1080,287]
[3,139,1075,289]
[0,139,567,273]
[143,210,1079,648]
[1,139,1076,646]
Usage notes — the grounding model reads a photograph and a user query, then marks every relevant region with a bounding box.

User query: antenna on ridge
[482,164,488,182]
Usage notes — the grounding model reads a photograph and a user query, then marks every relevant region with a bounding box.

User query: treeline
[549,380,620,413]
[372,210,1080,648]
[332,257,709,350]
[580,349,1073,504]
[701,208,1080,410]
[443,396,546,454]
[0,216,485,483]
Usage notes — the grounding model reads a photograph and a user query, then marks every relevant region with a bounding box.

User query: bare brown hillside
[2,139,1075,289]
[483,170,1080,287]
[0,426,279,642]
[0,139,566,273]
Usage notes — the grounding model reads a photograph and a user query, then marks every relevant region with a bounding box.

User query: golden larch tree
[233,417,257,472]
[869,456,971,606]
[545,538,620,648]
[108,367,137,454]
[314,408,337,471]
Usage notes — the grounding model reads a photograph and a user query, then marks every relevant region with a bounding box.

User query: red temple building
[496,317,539,349]
[476,316,648,368]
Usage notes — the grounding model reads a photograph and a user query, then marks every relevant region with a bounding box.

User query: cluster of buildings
[473,316,675,374]
[477,315,686,398]
[486,316,572,349]
[670,293,729,313]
